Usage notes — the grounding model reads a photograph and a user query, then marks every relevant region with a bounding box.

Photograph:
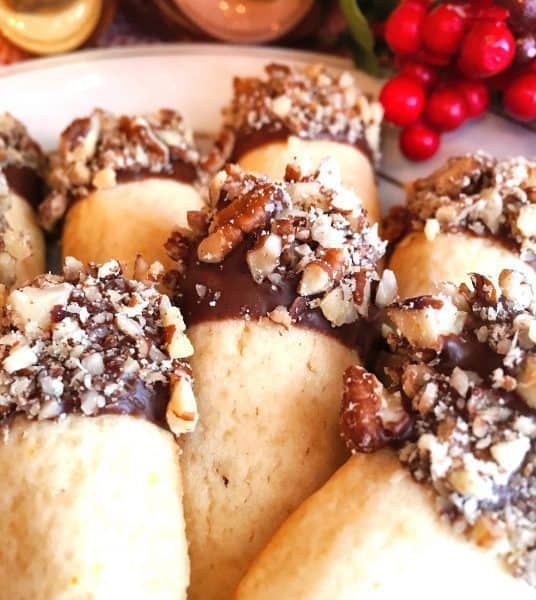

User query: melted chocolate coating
[4,164,44,209]
[97,380,169,426]
[439,334,504,379]
[179,236,377,354]
[115,157,198,186]
[231,125,374,165]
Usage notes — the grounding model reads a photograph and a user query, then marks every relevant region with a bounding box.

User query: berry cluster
[379,0,536,161]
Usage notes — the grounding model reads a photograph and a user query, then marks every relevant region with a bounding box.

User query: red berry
[400,122,440,161]
[458,21,516,78]
[457,80,490,117]
[422,5,466,55]
[425,88,468,131]
[474,6,509,22]
[503,73,536,121]
[385,1,426,56]
[414,48,452,67]
[400,61,439,90]
[380,75,426,126]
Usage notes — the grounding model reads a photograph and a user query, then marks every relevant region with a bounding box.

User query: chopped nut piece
[41,108,203,230]
[198,225,243,263]
[498,269,533,308]
[0,260,197,439]
[319,287,358,326]
[98,260,121,279]
[3,344,37,373]
[385,154,536,268]
[9,283,73,332]
[208,169,227,206]
[270,95,292,118]
[247,234,282,283]
[222,63,383,164]
[450,367,470,397]
[81,353,104,376]
[424,218,440,241]
[375,269,398,308]
[298,263,331,296]
[448,466,494,499]
[517,204,536,237]
[174,162,385,331]
[268,305,292,329]
[115,314,144,338]
[341,365,410,453]
[387,296,465,350]
[167,377,198,436]
[163,306,194,359]
[490,436,530,473]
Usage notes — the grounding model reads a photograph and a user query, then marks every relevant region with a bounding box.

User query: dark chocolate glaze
[178,236,378,355]
[0,380,169,428]
[439,334,504,379]
[4,164,44,209]
[63,116,91,149]
[436,332,530,420]
[115,157,198,186]
[97,380,169,426]
[230,125,374,166]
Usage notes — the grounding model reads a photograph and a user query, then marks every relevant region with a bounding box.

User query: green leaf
[339,0,380,74]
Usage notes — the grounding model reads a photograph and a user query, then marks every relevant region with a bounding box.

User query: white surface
[0,43,533,210]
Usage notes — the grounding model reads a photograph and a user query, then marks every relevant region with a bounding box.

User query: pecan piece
[341,365,411,453]
[165,230,190,262]
[197,223,243,264]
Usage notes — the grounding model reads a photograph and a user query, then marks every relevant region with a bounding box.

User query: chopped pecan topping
[0,113,47,288]
[40,109,205,230]
[0,258,197,437]
[357,269,536,585]
[169,159,386,329]
[210,63,383,170]
[385,154,536,264]
[0,112,46,176]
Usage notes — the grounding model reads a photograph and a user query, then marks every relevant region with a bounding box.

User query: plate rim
[0,43,355,79]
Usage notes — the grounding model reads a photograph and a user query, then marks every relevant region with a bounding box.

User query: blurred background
[0,0,358,63]
[0,0,532,154]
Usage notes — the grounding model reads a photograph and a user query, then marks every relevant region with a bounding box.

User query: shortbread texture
[0,415,189,600]
[0,260,197,599]
[236,452,533,600]
[181,320,357,599]
[172,162,388,599]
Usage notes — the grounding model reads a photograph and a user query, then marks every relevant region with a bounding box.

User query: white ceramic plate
[0,43,533,211]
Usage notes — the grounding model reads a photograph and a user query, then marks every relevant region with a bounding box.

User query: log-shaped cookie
[386,153,536,297]
[0,113,46,287]
[40,109,206,274]
[236,270,536,598]
[212,63,382,223]
[168,159,391,599]
[0,258,198,600]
